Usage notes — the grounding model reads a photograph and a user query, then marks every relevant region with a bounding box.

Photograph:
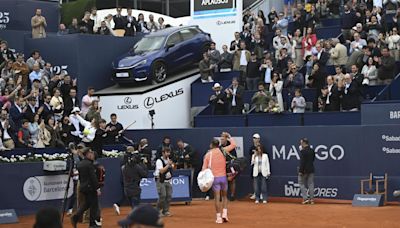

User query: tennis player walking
[202,132,236,224]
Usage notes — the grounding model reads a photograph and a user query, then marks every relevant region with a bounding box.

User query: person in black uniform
[122,152,148,209]
[71,148,100,228]
[92,119,108,158]
[298,138,316,205]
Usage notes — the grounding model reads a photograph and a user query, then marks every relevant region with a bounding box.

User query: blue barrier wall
[362,101,400,125]
[0,29,29,53]
[23,34,142,98]
[0,0,60,32]
[1,125,399,215]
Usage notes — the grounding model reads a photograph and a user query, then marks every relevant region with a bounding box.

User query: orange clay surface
[2,199,399,228]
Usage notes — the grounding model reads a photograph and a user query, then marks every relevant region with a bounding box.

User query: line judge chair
[360,173,388,204]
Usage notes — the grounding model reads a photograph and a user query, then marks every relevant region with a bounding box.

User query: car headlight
[132,60,147,68]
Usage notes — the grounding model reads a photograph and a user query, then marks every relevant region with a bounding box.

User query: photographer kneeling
[122,146,149,209]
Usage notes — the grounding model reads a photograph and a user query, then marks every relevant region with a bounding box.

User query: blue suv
[112,26,212,85]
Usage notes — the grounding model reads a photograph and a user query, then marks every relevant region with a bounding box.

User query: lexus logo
[144,97,154,109]
[124,97,132,104]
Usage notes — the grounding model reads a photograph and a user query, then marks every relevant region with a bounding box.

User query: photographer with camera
[174,139,195,170]
[122,148,148,210]
[154,147,175,217]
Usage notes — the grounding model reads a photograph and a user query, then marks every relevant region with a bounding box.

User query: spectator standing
[96,21,112,35]
[28,114,40,147]
[105,113,123,144]
[68,18,80,34]
[17,119,32,148]
[225,78,244,115]
[260,58,274,86]
[85,100,102,122]
[298,138,316,204]
[0,109,16,149]
[377,47,396,85]
[31,9,47,39]
[270,72,284,112]
[291,89,306,113]
[341,4,358,41]
[324,76,341,112]
[209,83,227,115]
[350,33,367,54]
[284,64,304,106]
[26,51,45,70]
[361,57,378,86]
[79,12,94,34]
[219,45,233,72]
[10,96,26,129]
[29,63,43,84]
[273,12,289,36]
[230,32,241,52]
[174,139,195,169]
[246,53,261,90]
[386,27,400,61]
[90,7,101,33]
[124,8,137,37]
[50,88,64,121]
[136,13,149,33]
[330,38,348,66]
[147,14,159,32]
[81,87,97,117]
[199,53,214,83]
[158,17,166,30]
[233,41,251,85]
[63,88,79,117]
[292,29,304,67]
[339,74,361,111]
[113,7,126,30]
[251,144,270,204]
[252,83,271,113]
[156,136,174,159]
[302,27,317,60]
[208,42,221,72]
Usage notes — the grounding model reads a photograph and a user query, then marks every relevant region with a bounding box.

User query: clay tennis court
[2,199,399,228]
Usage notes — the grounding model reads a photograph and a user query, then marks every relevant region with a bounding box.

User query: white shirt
[1,120,11,140]
[231,86,237,106]
[154,158,172,182]
[240,51,248,66]
[264,67,272,83]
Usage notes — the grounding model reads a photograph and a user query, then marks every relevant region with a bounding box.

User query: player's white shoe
[113,203,120,215]
[216,217,223,224]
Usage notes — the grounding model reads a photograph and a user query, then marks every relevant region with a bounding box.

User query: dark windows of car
[166,32,182,47]
[133,36,165,54]
[180,29,197,41]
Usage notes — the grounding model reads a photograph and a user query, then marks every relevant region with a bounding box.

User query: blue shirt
[29,71,42,83]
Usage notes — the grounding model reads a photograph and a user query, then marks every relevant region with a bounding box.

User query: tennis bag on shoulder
[220,147,248,180]
[95,163,106,188]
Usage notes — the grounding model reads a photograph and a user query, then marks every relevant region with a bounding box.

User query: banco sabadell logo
[23,177,41,201]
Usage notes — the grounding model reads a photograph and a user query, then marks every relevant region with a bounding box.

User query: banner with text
[190,0,242,49]
[99,75,200,129]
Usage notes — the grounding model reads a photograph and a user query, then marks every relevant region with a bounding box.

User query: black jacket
[299,146,315,174]
[105,122,123,144]
[226,85,245,109]
[122,163,148,197]
[209,92,228,115]
[174,144,195,168]
[124,16,138,36]
[78,158,99,193]
[92,129,108,158]
[113,15,126,29]
[139,146,153,169]
[324,84,340,112]
[340,81,361,111]
[64,97,80,117]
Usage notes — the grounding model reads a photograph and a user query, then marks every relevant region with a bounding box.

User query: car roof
[146,26,199,37]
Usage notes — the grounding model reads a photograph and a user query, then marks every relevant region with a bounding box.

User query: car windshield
[133,36,165,54]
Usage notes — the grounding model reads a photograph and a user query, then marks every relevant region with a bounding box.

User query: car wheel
[152,61,167,83]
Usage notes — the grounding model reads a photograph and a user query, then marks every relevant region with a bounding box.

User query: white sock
[216,213,221,218]
[222,208,227,216]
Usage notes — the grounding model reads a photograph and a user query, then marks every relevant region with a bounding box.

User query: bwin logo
[284,181,338,198]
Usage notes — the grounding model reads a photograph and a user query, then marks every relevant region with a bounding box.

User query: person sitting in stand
[17,119,33,148]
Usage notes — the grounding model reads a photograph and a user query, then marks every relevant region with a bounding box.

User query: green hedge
[61,0,96,25]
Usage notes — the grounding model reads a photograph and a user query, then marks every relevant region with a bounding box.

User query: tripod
[60,147,75,223]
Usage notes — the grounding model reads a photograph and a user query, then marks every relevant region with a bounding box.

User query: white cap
[213,83,221,88]
[253,133,260,139]
[71,107,80,114]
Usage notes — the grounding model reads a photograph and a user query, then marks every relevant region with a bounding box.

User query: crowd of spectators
[205,0,398,115]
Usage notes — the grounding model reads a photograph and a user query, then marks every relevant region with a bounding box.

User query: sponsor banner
[0,209,18,224]
[352,194,384,207]
[190,0,242,50]
[361,102,400,125]
[99,75,200,129]
[140,176,190,200]
[23,175,73,201]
